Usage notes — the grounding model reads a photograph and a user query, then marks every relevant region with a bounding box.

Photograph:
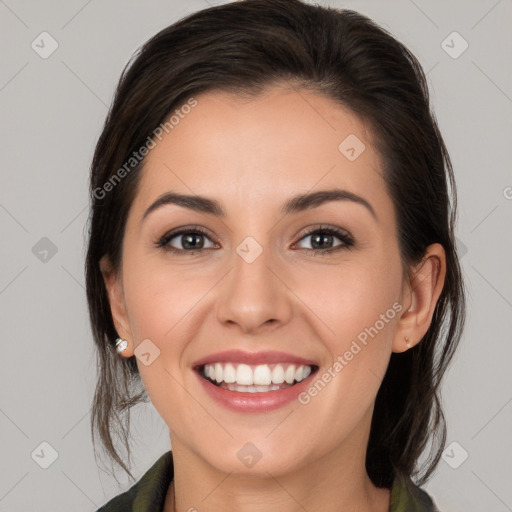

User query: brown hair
[86,0,465,486]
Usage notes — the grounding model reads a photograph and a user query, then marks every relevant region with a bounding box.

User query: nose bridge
[215,233,292,332]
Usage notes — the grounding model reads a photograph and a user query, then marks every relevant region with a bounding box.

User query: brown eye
[295,226,354,254]
[156,227,217,254]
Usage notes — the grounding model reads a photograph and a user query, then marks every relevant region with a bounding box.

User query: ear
[392,243,447,353]
[99,255,134,357]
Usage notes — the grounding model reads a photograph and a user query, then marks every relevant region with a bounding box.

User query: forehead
[132,86,390,219]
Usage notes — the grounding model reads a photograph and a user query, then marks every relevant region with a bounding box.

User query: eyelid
[155,225,219,250]
[292,224,354,251]
[294,224,353,242]
[156,223,354,254]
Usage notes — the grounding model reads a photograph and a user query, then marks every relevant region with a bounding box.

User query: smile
[200,362,314,393]
[193,350,319,411]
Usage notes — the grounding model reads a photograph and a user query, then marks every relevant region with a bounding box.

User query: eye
[155,226,217,254]
[155,224,354,256]
[294,225,354,254]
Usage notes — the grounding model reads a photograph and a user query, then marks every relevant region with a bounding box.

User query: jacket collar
[97,450,439,511]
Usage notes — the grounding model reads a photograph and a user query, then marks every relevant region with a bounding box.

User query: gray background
[0,0,511,510]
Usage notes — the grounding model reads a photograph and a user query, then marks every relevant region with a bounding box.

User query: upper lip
[192,350,318,368]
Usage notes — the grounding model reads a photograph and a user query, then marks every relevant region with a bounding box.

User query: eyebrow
[142,188,377,222]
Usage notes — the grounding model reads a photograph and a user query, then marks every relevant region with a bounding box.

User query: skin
[101,85,446,512]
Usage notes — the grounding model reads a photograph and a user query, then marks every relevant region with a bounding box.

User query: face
[106,86,412,477]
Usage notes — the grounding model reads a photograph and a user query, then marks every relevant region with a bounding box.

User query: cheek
[121,252,208,342]
[294,254,403,408]
[292,259,402,427]
[120,260,205,417]
[294,253,403,349]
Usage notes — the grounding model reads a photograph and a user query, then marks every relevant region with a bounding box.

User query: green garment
[96,451,440,511]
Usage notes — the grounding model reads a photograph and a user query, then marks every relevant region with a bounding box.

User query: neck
[164,413,390,512]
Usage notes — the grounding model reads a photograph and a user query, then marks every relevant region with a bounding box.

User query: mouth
[197,362,318,393]
[192,350,319,411]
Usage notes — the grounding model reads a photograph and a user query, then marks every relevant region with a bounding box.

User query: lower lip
[196,370,316,412]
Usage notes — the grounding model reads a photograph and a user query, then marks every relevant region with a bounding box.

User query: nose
[215,240,294,334]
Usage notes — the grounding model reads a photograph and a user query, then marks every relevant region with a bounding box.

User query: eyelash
[155,224,354,256]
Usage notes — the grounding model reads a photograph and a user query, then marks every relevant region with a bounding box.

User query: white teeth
[284,365,296,384]
[215,363,223,383]
[202,362,314,389]
[236,364,253,385]
[271,364,285,384]
[253,364,272,385]
[223,363,236,383]
[223,383,291,393]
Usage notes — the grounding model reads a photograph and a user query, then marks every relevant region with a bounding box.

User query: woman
[87,0,465,510]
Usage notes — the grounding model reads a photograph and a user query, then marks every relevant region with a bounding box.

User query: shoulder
[390,474,442,512]
[95,451,174,512]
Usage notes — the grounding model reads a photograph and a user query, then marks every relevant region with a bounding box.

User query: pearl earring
[404,336,412,348]
[115,337,128,354]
